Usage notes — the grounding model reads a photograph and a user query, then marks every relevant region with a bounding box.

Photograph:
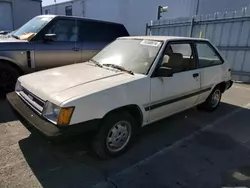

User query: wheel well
[216,82,226,93]
[103,105,143,128]
[0,59,23,75]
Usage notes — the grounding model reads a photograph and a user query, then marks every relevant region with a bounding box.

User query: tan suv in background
[0,15,129,96]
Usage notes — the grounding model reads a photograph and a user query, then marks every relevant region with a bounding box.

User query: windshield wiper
[103,64,134,75]
[89,59,103,68]
[11,34,19,39]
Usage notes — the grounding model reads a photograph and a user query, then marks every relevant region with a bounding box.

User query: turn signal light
[57,107,74,126]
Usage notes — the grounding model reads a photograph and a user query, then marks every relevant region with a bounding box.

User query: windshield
[13,16,53,40]
[92,39,163,74]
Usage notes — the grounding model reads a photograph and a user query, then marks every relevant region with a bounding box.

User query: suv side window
[79,21,128,42]
[105,24,129,41]
[196,42,223,68]
[46,19,79,42]
[79,21,104,42]
[161,43,196,73]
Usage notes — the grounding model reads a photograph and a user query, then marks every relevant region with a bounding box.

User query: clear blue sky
[42,0,69,6]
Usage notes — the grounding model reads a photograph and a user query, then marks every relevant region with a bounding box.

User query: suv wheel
[0,63,20,97]
[199,87,222,112]
[92,111,137,159]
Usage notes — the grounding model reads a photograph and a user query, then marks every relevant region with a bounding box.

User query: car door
[34,18,81,70]
[194,41,225,103]
[148,41,201,123]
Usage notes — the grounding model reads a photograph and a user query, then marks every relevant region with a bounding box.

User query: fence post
[149,20,153,36]
[189,17,194,37]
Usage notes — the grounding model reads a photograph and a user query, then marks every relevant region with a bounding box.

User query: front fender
[62,78,150,125]
[67,92,147,125]
[0,52,27,71]
[0,55,18,65]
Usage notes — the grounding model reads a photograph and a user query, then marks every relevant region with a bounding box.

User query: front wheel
[0,63,20,97]
[92,111,137,159]
[199,87,222,112]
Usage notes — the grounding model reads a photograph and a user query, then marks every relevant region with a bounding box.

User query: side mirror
[44,34,56,42]
[155,66,173,77]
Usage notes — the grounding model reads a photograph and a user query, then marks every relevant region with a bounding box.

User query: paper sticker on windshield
[19,33,36,40]
[140,40,161,47]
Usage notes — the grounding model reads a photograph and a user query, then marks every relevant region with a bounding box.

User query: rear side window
[196,42,223,68]
[79,21,128,42]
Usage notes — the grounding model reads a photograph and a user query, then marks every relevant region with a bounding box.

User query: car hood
[19,62,145,105]
[0,36,28,51]
[0,36,27,43]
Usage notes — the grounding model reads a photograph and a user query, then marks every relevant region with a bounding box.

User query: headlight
[42,101,74,126]
[15,80,22,92]
[42,102,61,124]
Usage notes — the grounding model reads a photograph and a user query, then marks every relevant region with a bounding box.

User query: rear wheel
[199,87,222,112]
[0,62,20,97]
[92,111,137,159]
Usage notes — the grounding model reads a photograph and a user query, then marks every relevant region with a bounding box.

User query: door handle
[72,47,80,51]
[193,73,199,78]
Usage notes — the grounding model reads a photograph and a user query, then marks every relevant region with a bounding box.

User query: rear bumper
[6,92,100,139]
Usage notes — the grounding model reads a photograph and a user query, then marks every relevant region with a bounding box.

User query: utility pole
[157,5,168,20]
[54,0,57,15]
[189,0,200,37]
[82,0,84,17]
[195,0,200,15]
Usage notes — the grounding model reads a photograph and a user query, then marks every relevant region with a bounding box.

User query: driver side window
[161,42,196,73]
[45,19,79,42]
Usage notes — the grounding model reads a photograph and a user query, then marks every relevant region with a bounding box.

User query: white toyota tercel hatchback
[7,36,233,159]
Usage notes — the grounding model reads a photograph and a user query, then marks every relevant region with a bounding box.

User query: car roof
[37,15,124,26]
[119,36,209,42]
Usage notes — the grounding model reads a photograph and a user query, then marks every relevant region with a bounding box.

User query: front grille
[18,87,45,114]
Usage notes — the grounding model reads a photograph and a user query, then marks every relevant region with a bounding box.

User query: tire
[199,87,222,112]
[0,62,20,97]
[92,111,137,159]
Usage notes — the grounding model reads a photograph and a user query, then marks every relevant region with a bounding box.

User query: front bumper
[6,92,100,139]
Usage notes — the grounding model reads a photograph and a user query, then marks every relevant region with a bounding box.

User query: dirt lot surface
[0,83,250,188]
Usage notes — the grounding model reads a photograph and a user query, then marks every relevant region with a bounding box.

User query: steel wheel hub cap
[106,121,131,152]
[211,89,221,107]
